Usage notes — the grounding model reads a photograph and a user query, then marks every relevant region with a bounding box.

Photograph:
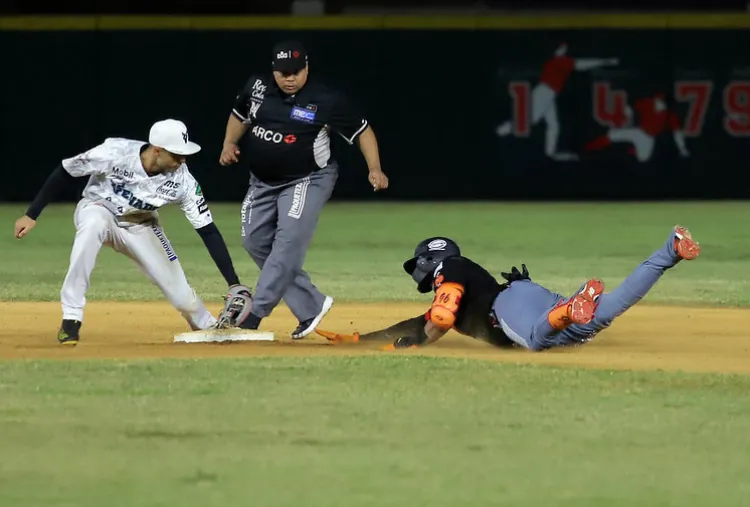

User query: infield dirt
[1,302,748,374]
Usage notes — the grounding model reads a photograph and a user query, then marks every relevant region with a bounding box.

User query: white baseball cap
[149,119,201,156]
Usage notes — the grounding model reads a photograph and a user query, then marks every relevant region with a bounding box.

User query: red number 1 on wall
[508,81,531,137]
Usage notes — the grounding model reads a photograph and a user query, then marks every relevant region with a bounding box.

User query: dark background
[1,1,746,14]
[2,2,749,203]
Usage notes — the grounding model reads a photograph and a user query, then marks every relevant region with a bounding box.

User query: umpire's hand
[368,168,389,191]
[219,142,241,166]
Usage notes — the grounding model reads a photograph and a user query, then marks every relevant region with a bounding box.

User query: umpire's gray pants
[240,165,337,320]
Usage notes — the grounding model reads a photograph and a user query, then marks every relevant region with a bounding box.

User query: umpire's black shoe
[239,313,262,330]
[291,296,334,339]
[57,319,81,346]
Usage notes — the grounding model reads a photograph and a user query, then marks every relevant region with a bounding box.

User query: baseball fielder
[496,43,619,161]
[14,119,252,345]
[316,226,700,351]
[584,93,690,162]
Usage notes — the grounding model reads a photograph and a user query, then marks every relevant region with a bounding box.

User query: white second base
[174,329,275,344]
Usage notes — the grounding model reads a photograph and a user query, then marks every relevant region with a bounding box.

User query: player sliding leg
[488,277,602,350]
[498,225,700,350]
[555,225,699,345]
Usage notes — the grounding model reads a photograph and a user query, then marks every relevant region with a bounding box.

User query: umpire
[219,40,389,338]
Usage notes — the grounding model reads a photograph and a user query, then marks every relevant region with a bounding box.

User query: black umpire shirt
[231,74,369,185]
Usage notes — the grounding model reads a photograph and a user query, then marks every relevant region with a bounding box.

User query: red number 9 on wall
[724,81,750,137]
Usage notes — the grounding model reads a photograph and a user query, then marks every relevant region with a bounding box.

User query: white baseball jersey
[61,137,213,229]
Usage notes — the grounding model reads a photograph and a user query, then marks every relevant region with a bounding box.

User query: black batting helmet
[403,237,461,293]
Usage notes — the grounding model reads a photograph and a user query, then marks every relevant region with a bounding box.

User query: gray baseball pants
[240,165,337,320]
[492,228,685,350]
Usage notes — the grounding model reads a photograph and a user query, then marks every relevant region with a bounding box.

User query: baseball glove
[215,284,254,329]
[501,263,531,283]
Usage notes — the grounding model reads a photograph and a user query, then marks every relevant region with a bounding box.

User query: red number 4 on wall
[593,82,629,129]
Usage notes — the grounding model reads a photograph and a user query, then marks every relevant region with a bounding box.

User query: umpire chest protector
[232,74,369,185]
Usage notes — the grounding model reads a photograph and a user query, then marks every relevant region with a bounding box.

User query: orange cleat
[548,279,605,329]
[569,279,605,325]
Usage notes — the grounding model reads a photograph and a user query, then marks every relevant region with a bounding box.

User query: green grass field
[2,201,749,304]
[2,201,749,506]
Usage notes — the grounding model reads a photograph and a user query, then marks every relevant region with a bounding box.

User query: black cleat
[57,319,81,346]
[239,313,262,330]
[291,318,315,339]
[291,296,334,339]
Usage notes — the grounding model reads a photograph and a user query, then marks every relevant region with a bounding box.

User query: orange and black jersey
[427,256,514,348]
[356,256,515,348]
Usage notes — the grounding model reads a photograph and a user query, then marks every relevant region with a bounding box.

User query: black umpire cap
[272,40,308,74]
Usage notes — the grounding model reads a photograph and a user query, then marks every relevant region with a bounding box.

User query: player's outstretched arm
[316,314,427,344]
[14,164,78,239]
[181,178,245,289]
[388,321,449,349]
[316,314,449,349]
[194,222,243,288]
[363,314,429,342]
[574,58,619,71]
